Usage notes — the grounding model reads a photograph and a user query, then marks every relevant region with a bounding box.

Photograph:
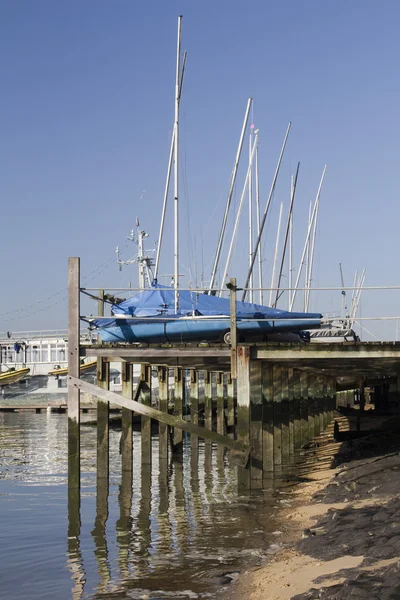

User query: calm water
[0,411,292,600]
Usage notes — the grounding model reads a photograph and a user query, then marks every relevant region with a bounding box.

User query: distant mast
[173,16,182,312]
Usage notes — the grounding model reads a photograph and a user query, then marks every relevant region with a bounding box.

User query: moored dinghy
[0,367,30,386]
[93,286,322,344]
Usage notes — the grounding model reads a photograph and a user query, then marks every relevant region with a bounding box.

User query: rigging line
[0,245,128,319]
[353,320,380,341]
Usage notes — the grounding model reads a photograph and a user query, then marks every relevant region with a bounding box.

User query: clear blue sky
[1,1,399,338]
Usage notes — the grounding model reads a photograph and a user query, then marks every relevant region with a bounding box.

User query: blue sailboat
[94,286,322,344]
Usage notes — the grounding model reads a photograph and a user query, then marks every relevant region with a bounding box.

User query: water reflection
[67,486,86,599]
[0,412,291,600]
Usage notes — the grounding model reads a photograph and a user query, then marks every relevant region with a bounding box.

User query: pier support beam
[189,369,199,454]
[300,371,309,445]
[140,365,152,466]
[292,370,302,449]
[158,367,169,461]
[250,360,263,486]
[237,347,251,490]
[97,358,110,481]
[226,374,235,437]
[68,257,80,491]
[173,367,183,452]
[204,371,213,446]
[262,362,274,476]
[216,372,225,436]
[273,365,283,471]
[281,367,290,468]
[121,362,133,473]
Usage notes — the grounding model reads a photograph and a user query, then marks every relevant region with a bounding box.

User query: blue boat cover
[94,285,321,326]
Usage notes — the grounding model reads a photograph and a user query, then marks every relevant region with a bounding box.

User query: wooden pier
[67,257,400,498]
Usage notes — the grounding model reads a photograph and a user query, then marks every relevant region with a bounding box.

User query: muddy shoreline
[221,409,400,599]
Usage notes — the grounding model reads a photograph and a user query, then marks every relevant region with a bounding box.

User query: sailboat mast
[241,122,291,302]
[248,127,254,302]
[274,162,300,307]
[174,16,182,312]
[220,132,259,295]
[289,165,327,311]
[305,188,321,312]
[304,201,312,311]
[208,98,252,293]
[154,50,187,284]
[255,146,263,304]
[289,209,293,309]
[269,202,284,307]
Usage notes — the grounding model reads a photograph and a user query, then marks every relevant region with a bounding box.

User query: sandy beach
[223,410,400,599]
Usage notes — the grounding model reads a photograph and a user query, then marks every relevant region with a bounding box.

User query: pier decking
[66,257,400,499]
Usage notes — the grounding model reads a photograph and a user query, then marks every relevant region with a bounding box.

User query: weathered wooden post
[262,362,274,476]
[140,365,152,466]
[97,291,109,482]
[68,257,80,491]
[216,372,225,436]
[272,365,283,471]
[250,359,263,487]
[158,366,169,461]
[173,367,183,452]
[121,362,133,473]
[189,369,199,453]
[300,371,309,445]
[237,346,251,490]
[226,373,235,437]
[288,368,295,458]
[281,367,290,467]
[292,370,302,449]
[229,277,237,379]
[204,371,212,444]
[308,374,316,440]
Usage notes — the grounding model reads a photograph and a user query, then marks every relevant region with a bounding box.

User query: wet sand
[222,409,400,599]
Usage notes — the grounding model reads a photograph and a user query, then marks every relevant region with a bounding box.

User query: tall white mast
[248,127,254,302]
[255,146,263,304]
[289,209,293,310]
[305,185,322,312]
[289,165,327,311]
[208,98,252,293]
[173,16,182,312]
[269,202,283,306]
[220,132,259,295]
[241,122,291,301]
[154,50,187,284]
[274,162,300,307]
[304,201,312,311]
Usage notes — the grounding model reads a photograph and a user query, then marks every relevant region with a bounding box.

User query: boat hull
[97,317,321,344]
[0,368,31,387]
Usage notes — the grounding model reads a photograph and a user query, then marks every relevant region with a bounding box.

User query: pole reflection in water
[67,486,86,599]
[116,463,133,581]
[136,462,152,577]
[91,476,111,593]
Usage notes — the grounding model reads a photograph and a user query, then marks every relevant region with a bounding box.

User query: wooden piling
[226,373,235,438]
[173,367,183,451]
[307,373,315,440]
[204,371,212,445]
[121,362,133,473]
[281,367,290,467]
[288,368,295,458]
[68,257,80,490]
[189,369,199,453]
[96,290,109,482]
[216,372,225,436]
[140,365,152,466]
[97,358,110,481]
[272,364,283,470]
[292,370,302,449]
[300,371,309,445]
[262,362,274,475]
[158,366,169,461]
[250,360,263,486]
[237,346,251,490]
